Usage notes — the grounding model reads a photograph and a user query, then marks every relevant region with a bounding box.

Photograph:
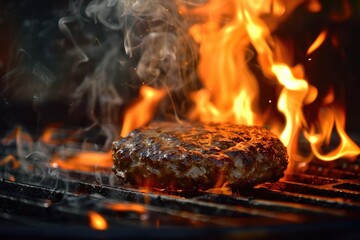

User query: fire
[40,127,57,144]
[188,0,260,126]
[51,151,112,172]
[2,127,34,158]
[186,0,359,166]
[120,85,166,137]
[88,211,108,230]
[271,64,312,148]
[0,155,20,169]
[107,203,147,214]
[307,0,322,13]
[304,91,360,161]
[306,30,328,55]
[0,125,114,172]
[2,0,359,177]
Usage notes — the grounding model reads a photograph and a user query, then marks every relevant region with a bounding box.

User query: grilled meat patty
[112,122,288,191]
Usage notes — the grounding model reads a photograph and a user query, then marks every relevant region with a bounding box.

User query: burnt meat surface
[112,122,288,191]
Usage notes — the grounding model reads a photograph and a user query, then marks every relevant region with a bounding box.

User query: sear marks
[112,122,288,191]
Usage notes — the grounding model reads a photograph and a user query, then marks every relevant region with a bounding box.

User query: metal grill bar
[1,158,360,238]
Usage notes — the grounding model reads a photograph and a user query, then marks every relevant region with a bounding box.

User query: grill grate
[0,157,360,238]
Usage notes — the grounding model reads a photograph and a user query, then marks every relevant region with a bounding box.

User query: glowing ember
[88,211,108,230]
[107,203,147,214]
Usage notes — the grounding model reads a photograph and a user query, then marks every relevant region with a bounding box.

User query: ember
[88,211,108,230]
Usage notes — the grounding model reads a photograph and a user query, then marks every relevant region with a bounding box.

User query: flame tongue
[271,64,311,149]
[186,0,359,164]
[188,0,262,126]
[121,85,165,137]
[305,97,360,161]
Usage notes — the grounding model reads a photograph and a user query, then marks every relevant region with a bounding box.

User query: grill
[1,1,360,239]
[1,150,360,239]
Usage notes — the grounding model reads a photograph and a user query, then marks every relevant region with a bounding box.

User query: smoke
[64,0,199,148]
[58,16,89,65]
[0,0,201,192]
[0,126,68,191]
[0,0,199,150]
[83,0,198,88]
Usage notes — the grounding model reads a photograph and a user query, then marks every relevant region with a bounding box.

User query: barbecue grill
[1,1,360,239]
[1,149,359,239]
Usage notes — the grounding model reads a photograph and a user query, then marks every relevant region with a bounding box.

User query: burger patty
[112,121,288,191]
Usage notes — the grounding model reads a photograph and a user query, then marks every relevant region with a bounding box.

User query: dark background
[0,0,139,141]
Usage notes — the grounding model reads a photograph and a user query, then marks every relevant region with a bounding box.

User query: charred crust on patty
[112,121,288,191]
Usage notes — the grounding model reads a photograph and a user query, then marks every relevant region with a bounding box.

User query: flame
[0,86,165,174]
[51,151,112,172]
[271,64,312,147]
[306,30,328,55]
[186,0,359,167]
[88,211,108,230]
[2,127,34,158]
[188,0,262,126]
[304,91,360,161]
[121,85,166,137]
[107,203,147,214]
[307,0,322,13]
[0,155,20,169]
[3,0,359,177]
[39,125,66,145]
[40,128,55,144]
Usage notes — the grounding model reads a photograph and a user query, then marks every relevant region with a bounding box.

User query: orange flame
[88,211,108,230]
[188,0,262,126]
[51,151,112,172]
[304,91,360,161]
[0,86,165,174]
[306,30,328,55]
[39,125,65,145]
[0,155,20,169]
[186,0,359,166]
[307,0,322,13]
[107,203,147,214]
[2,127,34,158]
[121,85,166,137]
[271,64,314,147]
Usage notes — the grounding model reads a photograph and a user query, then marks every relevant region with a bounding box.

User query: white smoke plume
[61,0,199,149]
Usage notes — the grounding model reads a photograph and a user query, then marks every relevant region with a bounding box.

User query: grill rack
[1,157,360,239]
